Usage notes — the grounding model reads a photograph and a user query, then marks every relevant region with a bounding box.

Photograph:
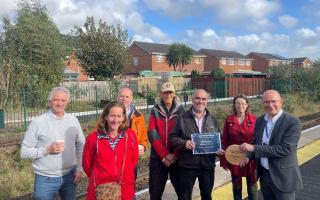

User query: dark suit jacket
[248,111,303,192]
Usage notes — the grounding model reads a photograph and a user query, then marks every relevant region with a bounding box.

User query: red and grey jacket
[147,99,184,159]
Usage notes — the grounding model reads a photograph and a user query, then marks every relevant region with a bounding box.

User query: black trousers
[259,167,295,200]
[149,156,180,200]
[178,167,215,200]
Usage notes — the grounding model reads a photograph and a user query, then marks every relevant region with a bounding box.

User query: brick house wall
[125,44,152,75]
[201,51,252,74]
[151,56,204,73]
[203,55,219,71]
[247,53,270,73]
[64,52,89,81]
[219,60,252,74]
[126,43,205,74]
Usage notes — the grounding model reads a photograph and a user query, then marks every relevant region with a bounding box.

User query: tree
[0,0,65,108]
[75,16,131,80]
[269,63,320,100]
[269,64,295,94]
[190,70,200,78]
[167,43,193,71]
[0,17,20,108]
[298,63,320,101]
[211,68,225,78]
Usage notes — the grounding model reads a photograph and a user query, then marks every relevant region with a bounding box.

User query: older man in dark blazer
[240,90,303,200]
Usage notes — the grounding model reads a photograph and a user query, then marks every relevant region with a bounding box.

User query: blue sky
[1,0,320,59]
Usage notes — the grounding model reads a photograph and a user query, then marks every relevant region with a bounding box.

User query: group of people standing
[20,82,303,200]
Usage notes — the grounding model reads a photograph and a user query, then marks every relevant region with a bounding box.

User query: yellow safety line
[194,139,320,200]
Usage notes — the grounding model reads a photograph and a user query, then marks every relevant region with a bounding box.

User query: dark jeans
[260,167,295,200]
[149,156,180,200]
[178,167,215,200]
[231,176,257,200]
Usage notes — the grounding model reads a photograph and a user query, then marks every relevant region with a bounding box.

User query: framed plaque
[225,144,247,165]
[191,132,221,154]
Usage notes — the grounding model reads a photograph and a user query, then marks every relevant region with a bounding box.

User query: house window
[221,59,227,65]
[195,57,202,64]
[245,60,251,66]
[133,57,138,66]
[239,60,245,65]
[155,55,164,62]
[227,59,235,65]
[64,74,79,81]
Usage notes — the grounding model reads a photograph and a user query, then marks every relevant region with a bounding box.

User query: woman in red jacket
[82,101,138,200]
[221,94,257,200]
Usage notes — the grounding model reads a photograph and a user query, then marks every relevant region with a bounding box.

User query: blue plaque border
[191,132,221,154]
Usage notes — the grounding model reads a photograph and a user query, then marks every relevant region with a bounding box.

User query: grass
[0,146,33,199]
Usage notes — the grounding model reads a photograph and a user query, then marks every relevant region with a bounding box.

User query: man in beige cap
[148,82,185,200]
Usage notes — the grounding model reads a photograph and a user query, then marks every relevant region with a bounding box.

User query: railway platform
[136,125,320,200]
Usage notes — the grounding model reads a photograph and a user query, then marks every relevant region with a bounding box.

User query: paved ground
[296,154,320,200]
[136,125,320,200]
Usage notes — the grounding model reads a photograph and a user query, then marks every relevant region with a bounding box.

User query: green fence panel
[213,79,227,98]
[0,109,4,128]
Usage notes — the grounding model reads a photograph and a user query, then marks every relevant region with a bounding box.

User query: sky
[1,0,320,59]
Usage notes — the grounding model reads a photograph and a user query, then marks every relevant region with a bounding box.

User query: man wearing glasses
[170,89,222,200]
[240,90,303,200]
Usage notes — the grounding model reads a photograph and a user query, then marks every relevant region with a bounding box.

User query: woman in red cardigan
[221,94,258,200]
[82,101,138,200]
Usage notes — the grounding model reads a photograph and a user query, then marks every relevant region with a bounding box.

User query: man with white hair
[21,86,85,200]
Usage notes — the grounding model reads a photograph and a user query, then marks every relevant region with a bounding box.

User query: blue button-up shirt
[260,109,283,169]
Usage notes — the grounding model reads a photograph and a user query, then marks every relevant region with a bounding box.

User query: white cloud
[295,28,317,38]
[2,0,320,60]
[244,0,280,19]
[132,34,154,43]
[278,15,298,28]
[143,0,197,19]
[127,11,168,41]
[186,29,195,37]
[247,18,275,32]
[202,29,219,38]
[0,0,18,16]
[183,27,320,59]
[1,0,168,42]
[43,0,139,33]
[143,0,280,26]
[227,0,279,31]
[201,0,280,21]
[293,28,319,55]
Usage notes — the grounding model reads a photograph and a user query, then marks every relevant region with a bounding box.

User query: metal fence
[1,77,271,130]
